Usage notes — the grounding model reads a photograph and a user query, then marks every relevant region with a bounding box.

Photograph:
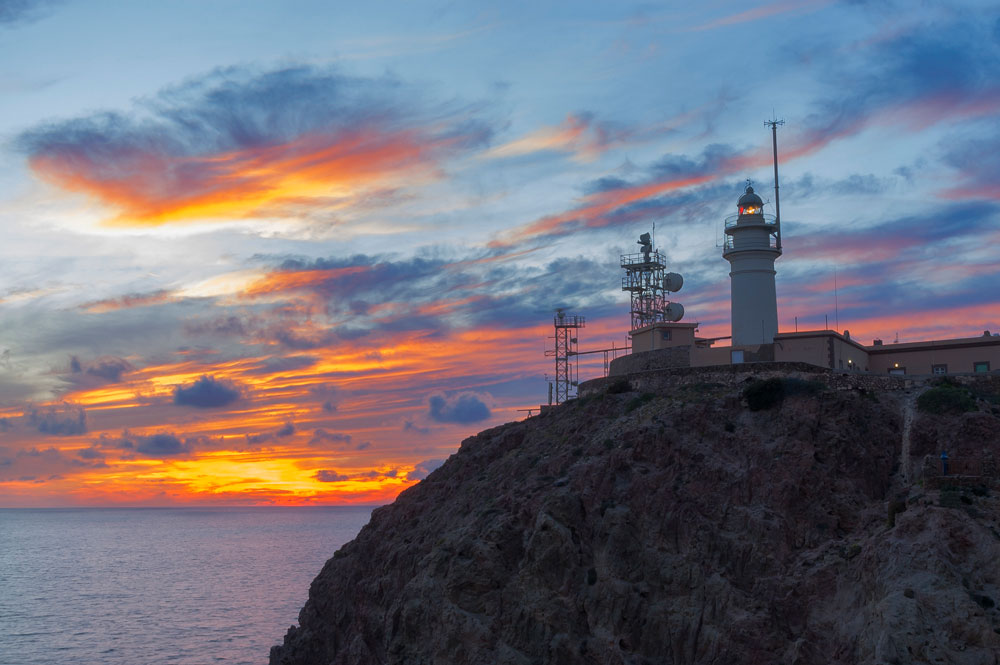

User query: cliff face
[271,370,1000,665]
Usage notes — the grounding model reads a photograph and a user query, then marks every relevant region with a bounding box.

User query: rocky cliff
[270,368,1000,665]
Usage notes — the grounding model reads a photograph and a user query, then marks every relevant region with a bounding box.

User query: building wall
[691,345,731,367]
[629,324,697,354]
[773,332,869,371]
[616,328,1000,377]
[868,337,1000,375]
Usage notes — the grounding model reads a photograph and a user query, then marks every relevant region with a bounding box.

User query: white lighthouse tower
[723,183,781,345]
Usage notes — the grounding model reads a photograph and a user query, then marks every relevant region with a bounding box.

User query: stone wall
[607,345,691,377]
[581,361,915,398]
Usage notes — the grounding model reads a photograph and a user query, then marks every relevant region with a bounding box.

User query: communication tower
[546,309,584,404]
[621,232,684,331]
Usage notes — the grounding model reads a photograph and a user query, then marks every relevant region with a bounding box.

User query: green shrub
[917,384,977,414]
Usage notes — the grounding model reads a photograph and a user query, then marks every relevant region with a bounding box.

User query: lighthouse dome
[737,184,764,216]
[738,185,763,208]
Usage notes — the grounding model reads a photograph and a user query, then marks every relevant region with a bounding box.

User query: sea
[0,506,374,665]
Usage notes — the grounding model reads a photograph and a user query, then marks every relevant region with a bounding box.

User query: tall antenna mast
[765,117,784,250]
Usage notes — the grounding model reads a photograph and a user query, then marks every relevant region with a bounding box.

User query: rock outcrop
[271,369,1000,665]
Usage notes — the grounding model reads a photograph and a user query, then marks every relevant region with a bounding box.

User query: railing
[620,250,666,268]
[554,314,585,328]
[725,213,776,228]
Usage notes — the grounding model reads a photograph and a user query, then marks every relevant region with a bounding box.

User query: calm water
[0,507,373,665]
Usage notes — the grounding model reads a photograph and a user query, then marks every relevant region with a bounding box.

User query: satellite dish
[663,272,683,293]
[664,303,684,322]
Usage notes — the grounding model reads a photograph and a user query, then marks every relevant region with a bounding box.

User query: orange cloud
[485,114,612,162]
[30,127,459,227]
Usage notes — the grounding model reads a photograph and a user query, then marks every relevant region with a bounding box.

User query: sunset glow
[2,1,997,506]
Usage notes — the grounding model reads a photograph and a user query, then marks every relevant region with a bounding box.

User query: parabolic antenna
[664,302,684,322]
[663,272,683,293]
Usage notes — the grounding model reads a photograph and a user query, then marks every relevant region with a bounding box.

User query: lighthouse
[723,183,781,345]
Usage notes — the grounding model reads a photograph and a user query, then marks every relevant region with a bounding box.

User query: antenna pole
[834,267,839,332]
[765,118,784,250]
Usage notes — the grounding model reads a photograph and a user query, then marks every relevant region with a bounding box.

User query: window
[974,361,990,373]
[889,367,906,376]
[661,330,672,341]
[731,350,744,364]
[931,364,947,375]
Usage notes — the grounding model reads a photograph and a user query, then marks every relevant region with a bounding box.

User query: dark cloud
[276,421,296,437]
[29,404,87,436]
[78,357,133,382]
[308,428,353,448]
[315,469,349,482]
[428,392,491,424]
[135,433,188,456]
[173,375,240,408]
[95,430,194,458]
[409,458,445,480]
[403,420,430,435]
[77,446,104,460]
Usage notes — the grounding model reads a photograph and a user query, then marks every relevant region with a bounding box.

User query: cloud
[70,356,133,382]
[409,458,445,480]
[308,428,353,448]
[484,113,627,162]
[428,392,491,424]
[0,0,59,27]
[95,430,193,458]
[275,421,296,437]
[28,403,87,436]
[245,355,318,375]
[80,290,176,313]
[0,445,103,483]
[18,65,492,227]
[135,433,188,456]
[173,375,240,408]
[315,469,350,482]
[403,420,430,435]
[77,445,104,460]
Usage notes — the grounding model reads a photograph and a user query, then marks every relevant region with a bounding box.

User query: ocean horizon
[0,506,374,665]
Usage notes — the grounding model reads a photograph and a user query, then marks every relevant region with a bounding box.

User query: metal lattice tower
[621,233,670,330]
[547,309,584,404]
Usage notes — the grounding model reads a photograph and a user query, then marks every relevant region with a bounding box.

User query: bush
[917,384,977,414]
[743,377,824,412]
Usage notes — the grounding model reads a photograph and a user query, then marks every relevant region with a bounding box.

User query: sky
[1,0,998,506]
